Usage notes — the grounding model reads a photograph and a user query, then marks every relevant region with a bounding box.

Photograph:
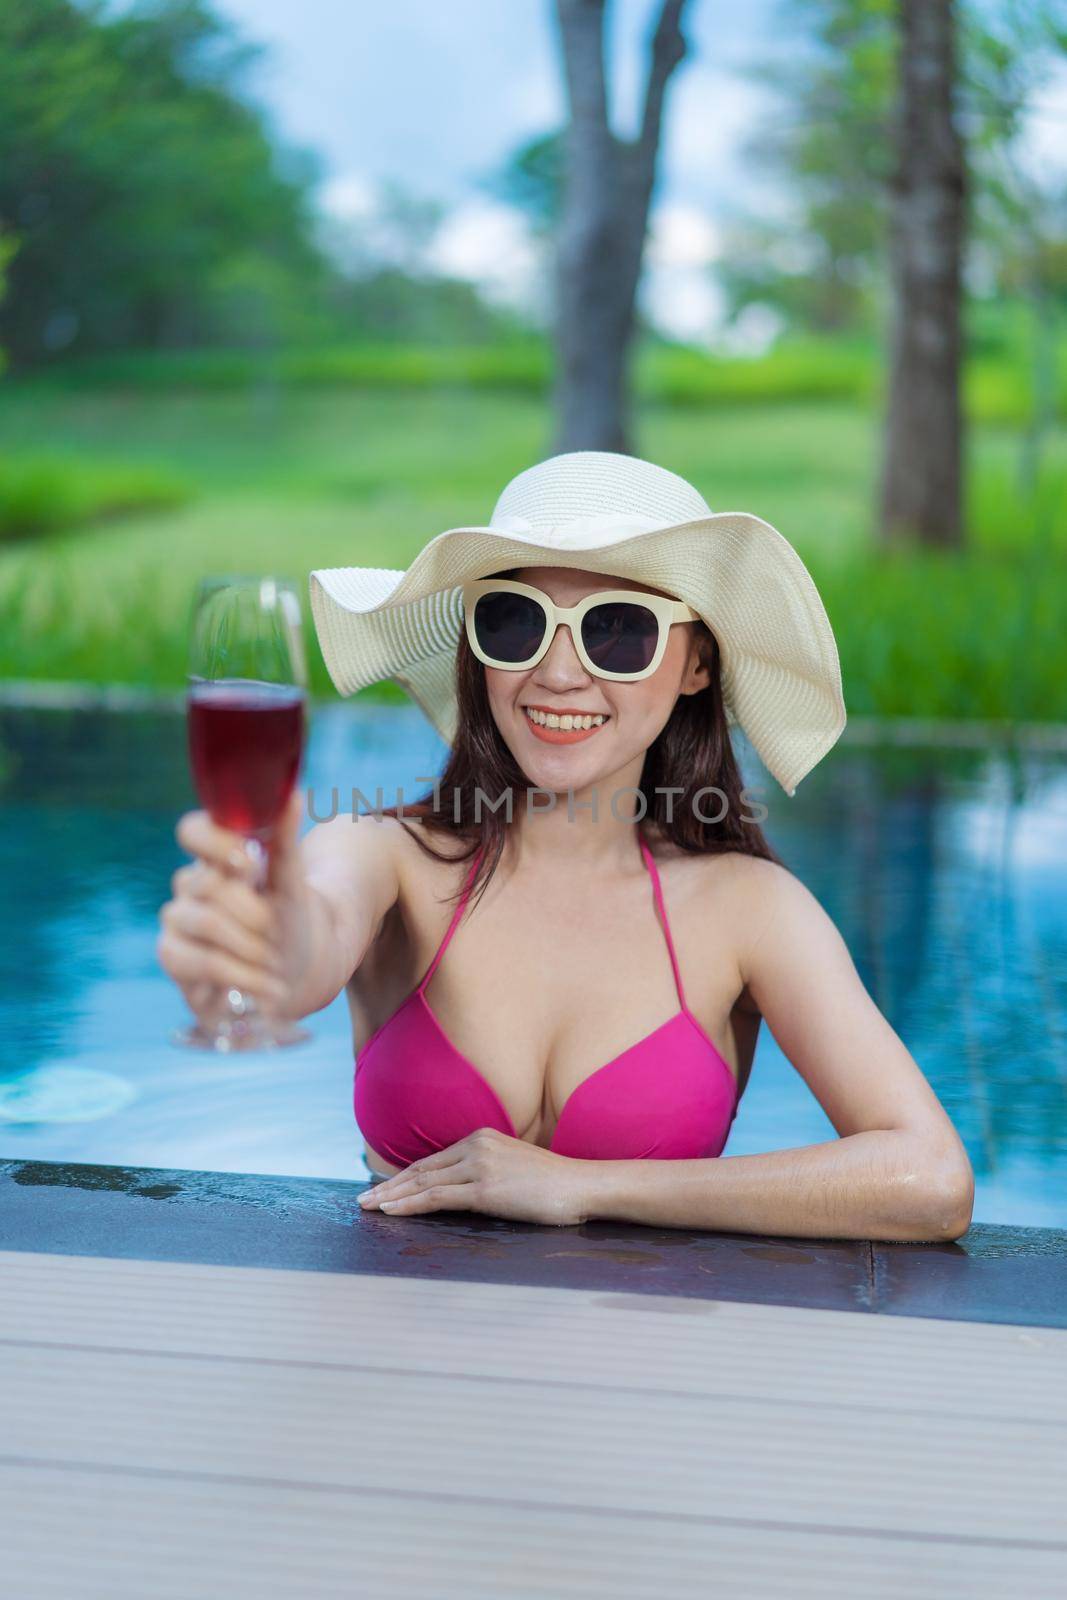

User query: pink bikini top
[354,832,739,1167]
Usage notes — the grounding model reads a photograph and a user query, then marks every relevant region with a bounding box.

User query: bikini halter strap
[418,835,687,1010]
[638,833,688,1011]
[417,842,485,994]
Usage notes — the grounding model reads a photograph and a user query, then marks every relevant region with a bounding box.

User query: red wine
[187,680,305,836]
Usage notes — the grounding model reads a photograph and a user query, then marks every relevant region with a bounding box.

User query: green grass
[23,326,1067,427]
[0,377,1065,719]
[0,452,191,541]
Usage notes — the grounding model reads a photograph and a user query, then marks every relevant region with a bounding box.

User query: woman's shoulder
[670,840,841,983]
[643,825,804,939]
[383,817,481,900]
[643,822,791,885]
[302,809,473,887]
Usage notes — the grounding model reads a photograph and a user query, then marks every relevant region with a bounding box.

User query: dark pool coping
[2,1158,1065,1330]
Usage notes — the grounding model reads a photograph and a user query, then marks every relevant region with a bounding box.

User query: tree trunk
[879,0,966,548]
[551,0,687,456]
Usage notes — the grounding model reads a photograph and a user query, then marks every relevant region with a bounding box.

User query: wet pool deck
[2,1158,1066,1598]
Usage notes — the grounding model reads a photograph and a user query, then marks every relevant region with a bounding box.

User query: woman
[159,450,974,1241]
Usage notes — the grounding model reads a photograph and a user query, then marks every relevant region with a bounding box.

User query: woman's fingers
[371,1147,467,1190]
[361,1148,471,1207]
[186,980,218,1013]
[175,810,261,883]
[378,1184,476,1214]
[176,800,306,898]
[177,979,225,1027]
[161,897,283,974]
[170,862,273,938]
[384,1145,466,1181]
[156,928,288,1006]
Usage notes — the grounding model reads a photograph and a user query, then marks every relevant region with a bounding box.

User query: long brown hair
[377,577,784,911]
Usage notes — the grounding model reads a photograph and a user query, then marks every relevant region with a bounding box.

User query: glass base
[171,1013,311,1053]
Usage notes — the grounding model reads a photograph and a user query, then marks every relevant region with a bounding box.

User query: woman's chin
[497,707,642,797]
[520,747,632,800]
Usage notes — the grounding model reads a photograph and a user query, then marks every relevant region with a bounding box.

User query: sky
[210,0,790,347]
[211,0,1067,348]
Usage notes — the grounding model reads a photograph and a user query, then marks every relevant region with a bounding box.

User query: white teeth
[524,707,606,730]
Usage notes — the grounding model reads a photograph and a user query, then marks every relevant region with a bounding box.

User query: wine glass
[171,574,311,1052]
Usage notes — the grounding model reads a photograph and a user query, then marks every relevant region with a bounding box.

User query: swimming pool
[1,699,1064,1227]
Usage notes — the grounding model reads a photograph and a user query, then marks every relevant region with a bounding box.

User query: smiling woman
[160,450,975,1242]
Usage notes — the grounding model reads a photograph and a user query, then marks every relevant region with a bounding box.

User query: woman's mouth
[522,705,609,745]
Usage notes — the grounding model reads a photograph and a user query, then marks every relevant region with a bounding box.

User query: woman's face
[482,566,711,790]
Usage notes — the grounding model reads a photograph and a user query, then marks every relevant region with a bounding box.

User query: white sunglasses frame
[461,578,700,683]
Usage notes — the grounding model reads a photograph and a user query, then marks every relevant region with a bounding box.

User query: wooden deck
[3,1243,1066,1598]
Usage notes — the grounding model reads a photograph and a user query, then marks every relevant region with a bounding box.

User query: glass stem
[223,835,269,1026]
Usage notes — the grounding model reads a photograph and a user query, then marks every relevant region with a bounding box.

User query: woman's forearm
[288,882,367,1020]
[579,1130,974,1242]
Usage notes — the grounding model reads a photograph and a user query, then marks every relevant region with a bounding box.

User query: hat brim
[309,514,846,797]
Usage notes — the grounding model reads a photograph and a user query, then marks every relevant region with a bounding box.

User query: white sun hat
[308,449,846,796]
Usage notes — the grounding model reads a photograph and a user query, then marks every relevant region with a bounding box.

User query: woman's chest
[350,865,754,1173]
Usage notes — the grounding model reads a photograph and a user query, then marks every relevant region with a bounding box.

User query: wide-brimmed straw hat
[309,450,846,796]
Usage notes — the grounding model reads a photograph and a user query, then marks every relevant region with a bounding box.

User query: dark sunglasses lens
[472,590,547,664]
[582,602,659,675]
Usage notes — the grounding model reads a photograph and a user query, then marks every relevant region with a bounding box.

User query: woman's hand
[357,1127,596,1227]
[157,788,315,1026]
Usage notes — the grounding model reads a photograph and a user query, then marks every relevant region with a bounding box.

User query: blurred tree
[319,173,541,343]
[551,0,690,454]
[961,0,1067,519]
[724,0,1065,551]
[479,131,566,240]
[481,124,701,348]
[879,0,967,549]
[717,0,895,340]
[0,0,330,366]
[326,267,533,345]
[320,179,450,280]
[720,1,1065,338]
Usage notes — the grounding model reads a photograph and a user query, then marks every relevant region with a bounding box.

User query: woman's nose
[536,621,589,683]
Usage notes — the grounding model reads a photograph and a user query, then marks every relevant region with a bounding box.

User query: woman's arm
[582,859,975,1242]
[286,812,404,1019]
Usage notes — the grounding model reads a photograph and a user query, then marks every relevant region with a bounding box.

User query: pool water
[1,701,1065,1228]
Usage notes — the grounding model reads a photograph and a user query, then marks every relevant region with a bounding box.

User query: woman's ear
[679,624,714,696]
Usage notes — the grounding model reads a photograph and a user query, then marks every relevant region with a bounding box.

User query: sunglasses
[462,579,700,682]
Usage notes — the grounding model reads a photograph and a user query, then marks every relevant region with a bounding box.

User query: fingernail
[380,1201,398,1211]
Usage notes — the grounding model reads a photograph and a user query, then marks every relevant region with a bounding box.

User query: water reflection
[0,702,1063,1226]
